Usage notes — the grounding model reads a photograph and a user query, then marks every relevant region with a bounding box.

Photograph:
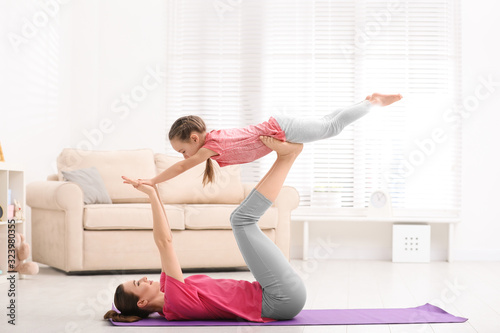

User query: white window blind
[165,0,461,217]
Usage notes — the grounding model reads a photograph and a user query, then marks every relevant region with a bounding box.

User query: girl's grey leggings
[230,189,307,320]
[274,100,372,143]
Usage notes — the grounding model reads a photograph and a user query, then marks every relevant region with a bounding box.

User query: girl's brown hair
[103,284,152,323]
[168,115,215,185]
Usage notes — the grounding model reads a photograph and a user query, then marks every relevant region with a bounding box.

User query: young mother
[104,137,306,323]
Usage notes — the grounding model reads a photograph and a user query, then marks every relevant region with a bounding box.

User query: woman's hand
[122,176,155,194]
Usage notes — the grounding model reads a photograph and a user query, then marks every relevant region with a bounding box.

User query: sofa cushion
[155,154,245,204]
[61,167,112,205]
[83,204,185,230]
[184,205,278,230]
[57,149,157,203]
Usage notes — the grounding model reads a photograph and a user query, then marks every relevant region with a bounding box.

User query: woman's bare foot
[365,93,403,106]
[260,136,303,157]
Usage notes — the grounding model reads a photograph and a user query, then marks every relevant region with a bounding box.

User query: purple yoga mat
[108,303,467,326]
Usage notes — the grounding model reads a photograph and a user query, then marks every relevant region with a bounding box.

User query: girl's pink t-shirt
[202,117,286,167]
[158,272,275,322]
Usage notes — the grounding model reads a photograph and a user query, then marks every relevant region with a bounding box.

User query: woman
[104,136,306,323]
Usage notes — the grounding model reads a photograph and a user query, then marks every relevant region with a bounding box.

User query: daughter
[141,93,402,186]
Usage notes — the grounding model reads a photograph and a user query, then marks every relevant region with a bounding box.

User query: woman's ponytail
[103,310,143,323]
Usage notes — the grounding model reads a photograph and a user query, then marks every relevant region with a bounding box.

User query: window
[165,0,461,217]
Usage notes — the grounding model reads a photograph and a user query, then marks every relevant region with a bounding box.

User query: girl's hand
[138,178,155,187]
[122,176,154,194]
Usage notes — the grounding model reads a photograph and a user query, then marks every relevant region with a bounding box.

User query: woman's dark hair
[103,284,152,323]
[168,115,215,186]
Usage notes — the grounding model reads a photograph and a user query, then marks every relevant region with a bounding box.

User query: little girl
[141,93,402,186]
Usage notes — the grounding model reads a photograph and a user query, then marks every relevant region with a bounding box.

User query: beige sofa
[26,149,299,274]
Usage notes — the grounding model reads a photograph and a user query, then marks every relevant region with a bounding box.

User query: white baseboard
[291,244,500,261]
[452,249,500,261]
[291,245,450,261]
[291,245,392,261]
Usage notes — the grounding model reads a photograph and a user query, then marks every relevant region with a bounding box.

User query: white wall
[454,0,500,260]
[1,0,499,261]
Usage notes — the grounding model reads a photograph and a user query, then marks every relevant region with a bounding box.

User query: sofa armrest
[274,186,300,210]
[242,182,258,198]
[242,182,300,260]
[27,181,84,211]
[47,174,58,181]
[242,182,300,209]
[273,186,299,259]
[27,181,84,272]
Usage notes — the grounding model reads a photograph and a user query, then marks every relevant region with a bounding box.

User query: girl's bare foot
[365,93,403,106]
[260,136,303,157]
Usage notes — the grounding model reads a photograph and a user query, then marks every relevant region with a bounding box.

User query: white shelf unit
[0,163,25,284]
[291,207,460,262]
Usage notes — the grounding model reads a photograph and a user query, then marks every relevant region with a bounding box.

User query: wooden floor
[1,260,499,332]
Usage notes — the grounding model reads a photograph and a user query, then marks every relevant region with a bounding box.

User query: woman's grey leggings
[230,189,307,320]
[274,100,372,143]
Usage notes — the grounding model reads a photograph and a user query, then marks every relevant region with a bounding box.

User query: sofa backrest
[56,148,245,204]
[57,148,156,203]
[155,154,245,204]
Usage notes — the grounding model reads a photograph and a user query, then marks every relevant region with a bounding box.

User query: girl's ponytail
[203,158,215,186]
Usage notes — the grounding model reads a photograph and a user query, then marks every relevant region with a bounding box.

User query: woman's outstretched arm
[122,176,184,283]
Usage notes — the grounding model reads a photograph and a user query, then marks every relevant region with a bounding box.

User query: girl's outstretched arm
[122,176,184,283]
[146,148,216,185]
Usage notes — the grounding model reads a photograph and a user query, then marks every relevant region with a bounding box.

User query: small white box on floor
[392,224,430,263]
